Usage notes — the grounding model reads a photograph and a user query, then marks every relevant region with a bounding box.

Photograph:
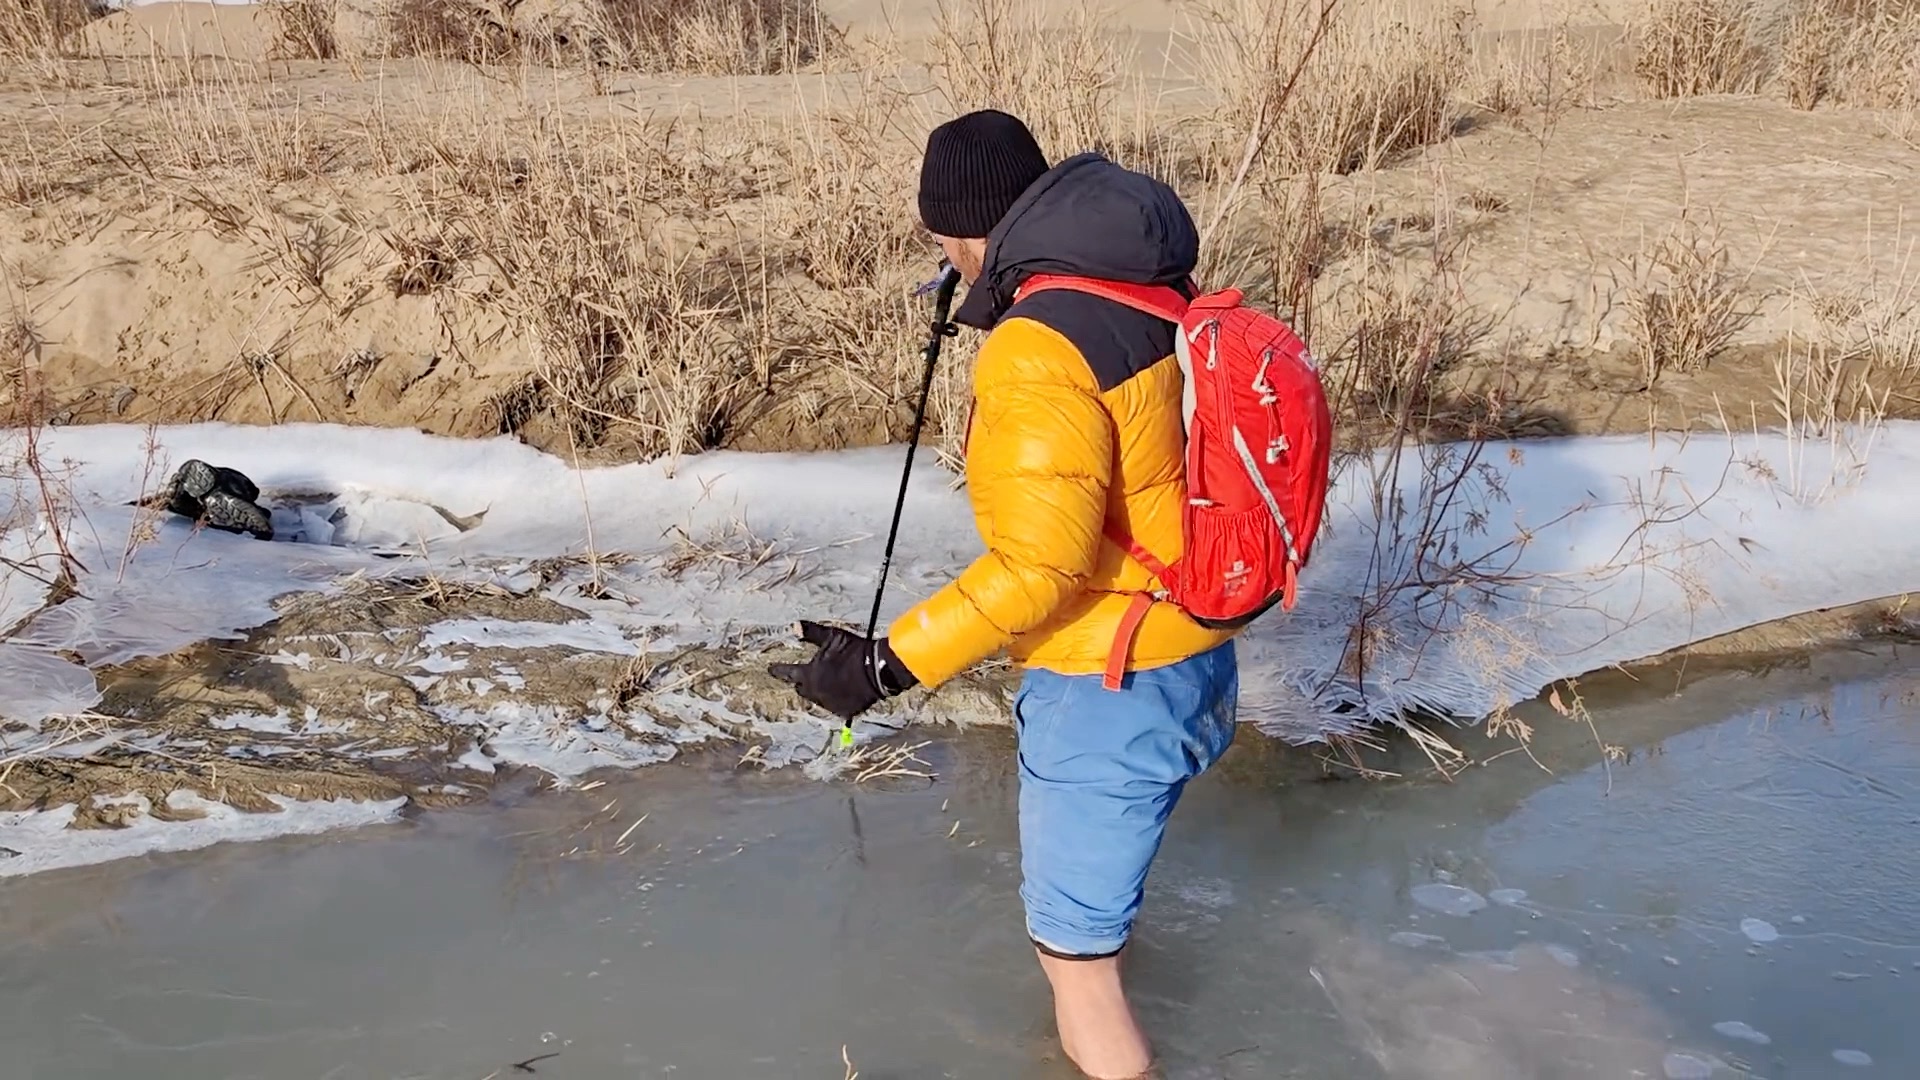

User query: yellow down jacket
[887,154,1236,688]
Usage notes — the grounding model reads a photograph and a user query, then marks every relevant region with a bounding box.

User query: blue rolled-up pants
[1013,640,1239,959]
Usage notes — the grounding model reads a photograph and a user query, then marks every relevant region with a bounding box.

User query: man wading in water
[772,110,1243,1079]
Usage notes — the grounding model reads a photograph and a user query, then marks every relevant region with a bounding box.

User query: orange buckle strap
[1282,561,1300,612]
[1103,593,1157,691]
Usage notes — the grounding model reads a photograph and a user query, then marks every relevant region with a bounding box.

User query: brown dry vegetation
[0,0,1916,468]
[1635,0,1920,107]
[378,0,832,72]
[1776,0,1920,111]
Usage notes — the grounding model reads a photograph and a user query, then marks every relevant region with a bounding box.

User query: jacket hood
[953,153,1200,330]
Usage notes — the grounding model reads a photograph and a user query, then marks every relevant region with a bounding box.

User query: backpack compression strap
[1100,522,1174,691]
[1104,594,1156,692]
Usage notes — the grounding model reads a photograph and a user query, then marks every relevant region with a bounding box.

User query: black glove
[769,621,918,721]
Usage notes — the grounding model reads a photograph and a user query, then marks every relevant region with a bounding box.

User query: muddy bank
[11,560,1915,833]
[2,574,1017,826]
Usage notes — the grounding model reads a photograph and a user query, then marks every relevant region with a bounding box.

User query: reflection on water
[0,644,1915,1079]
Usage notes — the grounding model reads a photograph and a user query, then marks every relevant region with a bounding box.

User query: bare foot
[1037,950,1153,1079]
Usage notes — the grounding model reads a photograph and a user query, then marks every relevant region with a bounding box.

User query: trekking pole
[843,262,962,748]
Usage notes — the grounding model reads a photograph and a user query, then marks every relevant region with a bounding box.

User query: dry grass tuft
[267,0,341,60]
[1187,0,1470,176]
[0,714,113,794]
[774,94,923,291]
[1778,0,1920,112]
[929,0,1133,159]
[589,0,834,75]
[0,0,96,62]
[1799,273,1920,421]
[434,125,764,460]
[383,0,523,64]
[1624,216,1754,385]
[1338,280,1484,420]
[381,233,466,297]
[1770,335,1890,442]
[1635,0,1765,98]
[660,518,783,578]
[1764,324,1901,505]
[1779,4,1843,109]
[1326,244,1489,423]
[1469,28,1595,122]
[383,0,832,72]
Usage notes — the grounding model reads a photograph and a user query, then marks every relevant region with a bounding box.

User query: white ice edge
[0,791,407,878]
[1,420,1917,873]
[3,420,1917,739]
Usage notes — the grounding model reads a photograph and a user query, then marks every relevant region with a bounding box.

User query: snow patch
[209,707,350,736]
[210,710,296,734]
[421,618,640,656]
[6,422,1916,743]
[437,703,676,783]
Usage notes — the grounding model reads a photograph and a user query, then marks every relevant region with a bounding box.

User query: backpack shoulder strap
[1015,274,1192,325]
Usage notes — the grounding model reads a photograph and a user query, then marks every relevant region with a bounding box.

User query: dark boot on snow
[163,459,274,541]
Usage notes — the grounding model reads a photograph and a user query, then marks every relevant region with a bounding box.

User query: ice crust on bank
[0,792,406,878]
[2,420,1918,872]
[8,421,1917,737]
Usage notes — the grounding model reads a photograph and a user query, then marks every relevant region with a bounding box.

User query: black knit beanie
[917,110,1051,240]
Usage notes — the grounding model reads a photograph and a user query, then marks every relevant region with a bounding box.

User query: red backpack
[1015,275,1334,690]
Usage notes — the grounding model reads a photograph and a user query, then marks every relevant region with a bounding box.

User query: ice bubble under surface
[1409,883,1487,917]
[1711,1021,1771,1046]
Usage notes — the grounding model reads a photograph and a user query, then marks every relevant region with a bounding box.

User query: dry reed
[266,0,340,60]
[929,0,1134,159]
[1783,0,1920,111]
[589,0,833,75]
[0,0,97,62]
[383,0,831,73]
[1184,0,1470,176]
[1635,0,1765,98]
[1468,28,1594,121]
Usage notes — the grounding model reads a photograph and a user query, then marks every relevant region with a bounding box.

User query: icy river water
[2,641,1916,1079]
